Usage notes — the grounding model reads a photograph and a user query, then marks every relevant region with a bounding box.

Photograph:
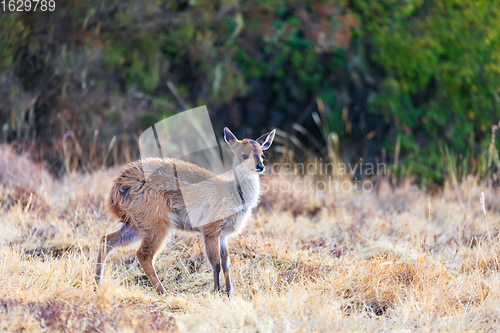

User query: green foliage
[0,13,26,70]
[355,0,500,184]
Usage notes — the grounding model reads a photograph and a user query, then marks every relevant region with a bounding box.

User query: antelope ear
[256,129,276,150]
[224,127,238,147]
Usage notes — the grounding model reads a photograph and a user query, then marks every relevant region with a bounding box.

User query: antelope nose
[256,163,264,172]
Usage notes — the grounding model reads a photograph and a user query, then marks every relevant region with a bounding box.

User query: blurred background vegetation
[0,0,499,186]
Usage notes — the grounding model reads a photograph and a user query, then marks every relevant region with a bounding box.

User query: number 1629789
[2,0,55,12]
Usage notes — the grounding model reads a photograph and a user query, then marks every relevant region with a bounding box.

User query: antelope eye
[242,154,249,160]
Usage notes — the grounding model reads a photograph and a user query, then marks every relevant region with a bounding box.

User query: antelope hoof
[155,285,167,295]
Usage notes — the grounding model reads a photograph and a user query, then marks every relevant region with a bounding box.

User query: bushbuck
[95,127,275,296]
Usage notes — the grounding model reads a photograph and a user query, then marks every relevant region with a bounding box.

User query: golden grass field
[1,144,500,332]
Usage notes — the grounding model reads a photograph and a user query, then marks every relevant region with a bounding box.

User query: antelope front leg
[220,236,233,296]
[203,234,221,293]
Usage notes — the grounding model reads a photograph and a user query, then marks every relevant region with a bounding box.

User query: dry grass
[1,145,500,332]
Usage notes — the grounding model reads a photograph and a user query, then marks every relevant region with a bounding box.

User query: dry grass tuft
[0,145,51,187]
[0,185,51,216]
[0,298,179,332]
[337,255,489,316]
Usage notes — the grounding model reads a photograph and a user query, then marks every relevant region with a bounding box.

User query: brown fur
[95,128,275,295]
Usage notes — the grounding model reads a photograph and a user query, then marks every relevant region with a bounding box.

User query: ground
[0,145,499,332]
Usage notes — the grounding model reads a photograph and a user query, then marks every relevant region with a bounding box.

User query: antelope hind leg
[95,223,140,285]
[136,224,168,295]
